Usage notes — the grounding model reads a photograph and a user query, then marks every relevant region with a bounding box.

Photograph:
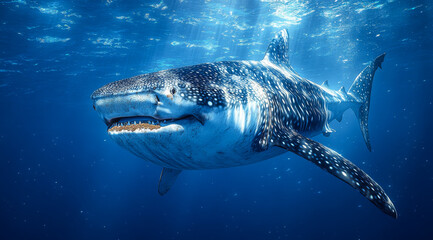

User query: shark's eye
[170,88,176,95]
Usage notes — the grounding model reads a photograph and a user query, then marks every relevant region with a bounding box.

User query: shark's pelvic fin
[158,168,182,195]
[272,127,397,218]
[322,122,335,137]
[348,53,386,151]
[263,29,290,67]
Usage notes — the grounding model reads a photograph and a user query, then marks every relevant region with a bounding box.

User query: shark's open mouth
[107,115,201,133]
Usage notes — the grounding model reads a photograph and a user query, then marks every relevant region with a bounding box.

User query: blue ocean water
[1,0,432,239]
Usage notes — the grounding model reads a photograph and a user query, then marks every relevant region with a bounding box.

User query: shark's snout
[92,90,159,124]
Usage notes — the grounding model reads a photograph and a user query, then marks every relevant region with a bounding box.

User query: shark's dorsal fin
[263,29,290,66]
[158,168,181,195]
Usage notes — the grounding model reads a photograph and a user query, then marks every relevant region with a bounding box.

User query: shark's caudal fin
[348,53,386,151]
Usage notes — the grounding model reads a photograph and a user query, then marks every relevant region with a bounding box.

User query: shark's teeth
[109,118,176,132]
[107,115,200,132]
[116,119,167,126]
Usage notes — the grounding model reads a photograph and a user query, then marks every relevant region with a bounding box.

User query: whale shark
[91,30,397,218]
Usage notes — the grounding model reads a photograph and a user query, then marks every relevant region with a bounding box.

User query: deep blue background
[1,0,432,239]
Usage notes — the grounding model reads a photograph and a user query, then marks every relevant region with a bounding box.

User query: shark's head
[91,64,264,169]
[91,68,209,133]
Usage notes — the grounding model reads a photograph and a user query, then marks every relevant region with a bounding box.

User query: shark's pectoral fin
[158,168,182,196]
[272,128,397,218]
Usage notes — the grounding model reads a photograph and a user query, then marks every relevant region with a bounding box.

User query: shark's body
[92,30,397,218]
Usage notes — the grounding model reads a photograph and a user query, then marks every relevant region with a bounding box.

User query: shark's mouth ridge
[107,115,201,133]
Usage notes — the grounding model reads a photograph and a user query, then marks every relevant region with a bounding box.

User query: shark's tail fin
[348,53,386,152]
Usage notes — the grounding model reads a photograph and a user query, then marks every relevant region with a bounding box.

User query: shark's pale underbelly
[108,109,288,170]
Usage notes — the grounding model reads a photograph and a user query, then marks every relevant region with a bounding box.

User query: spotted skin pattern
[92,61,328,150]
[91,29,396,218]
[272,127,397,218]
[349,54,386,151]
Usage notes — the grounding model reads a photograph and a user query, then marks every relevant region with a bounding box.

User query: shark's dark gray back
[162,59,330,151]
